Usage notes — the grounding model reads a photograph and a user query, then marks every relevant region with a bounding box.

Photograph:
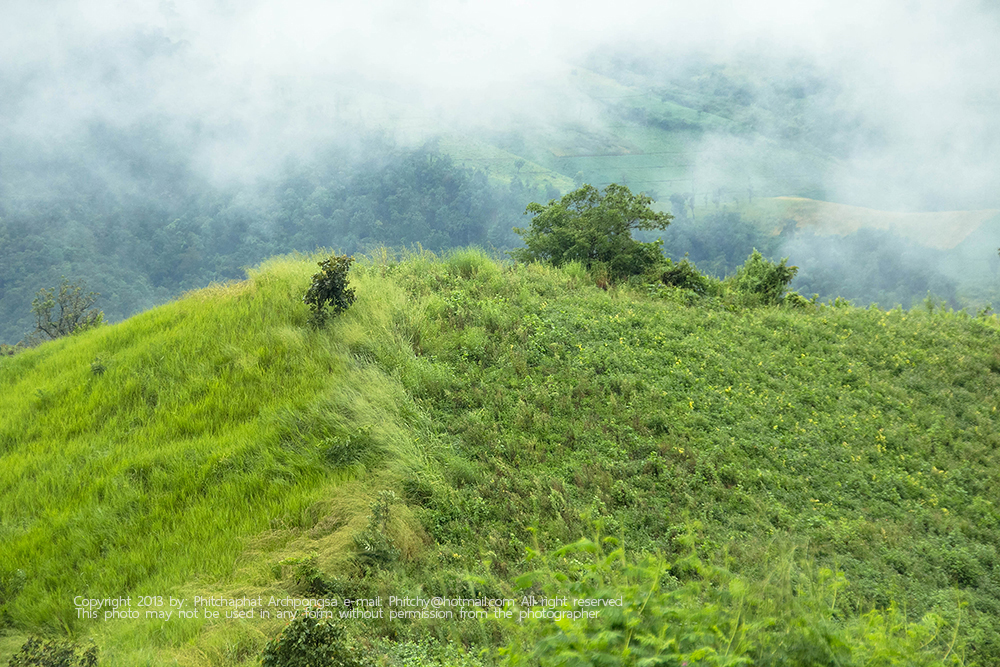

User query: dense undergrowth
[2,248,999,665]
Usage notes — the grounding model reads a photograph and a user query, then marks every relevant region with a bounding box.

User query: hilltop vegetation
[2,249,1000,665]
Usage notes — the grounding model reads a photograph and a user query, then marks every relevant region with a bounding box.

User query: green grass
[3,248,1000,665]
[367,251,1000,664]
[0,253,441,662]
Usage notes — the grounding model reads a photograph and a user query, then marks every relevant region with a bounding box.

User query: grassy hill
[2,249,1000,665]
[0,255,440,663]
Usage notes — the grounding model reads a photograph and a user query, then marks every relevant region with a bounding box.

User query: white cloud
[2,0,997,206]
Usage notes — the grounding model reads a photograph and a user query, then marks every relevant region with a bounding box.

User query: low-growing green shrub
[304,254,357,325]
[260,612,365,667]
[278,554,332,596]
[0,343,23,357]
[8,636,98,667]
[660,257,716,295]
[783,290,819,309]
[321,433,373,469]
[89,356,107,375]
[354,491,401,568]
[727,249,797,306]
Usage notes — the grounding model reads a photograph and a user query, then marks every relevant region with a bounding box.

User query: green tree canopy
[512,183,673,278]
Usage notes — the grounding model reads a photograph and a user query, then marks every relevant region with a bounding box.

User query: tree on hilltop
[512,183,672,278]
[31,278,104,340]
[303,254,356,326]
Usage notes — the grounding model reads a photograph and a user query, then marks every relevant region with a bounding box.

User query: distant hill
[745,196,1000,251]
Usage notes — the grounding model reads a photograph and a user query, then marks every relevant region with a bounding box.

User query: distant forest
[0,137,542,344]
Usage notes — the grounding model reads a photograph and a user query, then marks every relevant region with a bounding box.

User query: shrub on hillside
[8,636,98,667]
[304,254,357,325]
[0,343,22,357]
[30,278,104,340]
[783,290,819,309]
[727,249,798,306]
[660,257,716,295]
[353,491,400,569]
[260,613,365,667]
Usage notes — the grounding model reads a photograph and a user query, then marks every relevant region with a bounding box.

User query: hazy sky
[2,0,998,209]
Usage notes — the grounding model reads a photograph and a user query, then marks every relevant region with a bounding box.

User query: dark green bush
[727,249,798,306]
[661,258,713,295]
[304,255,357,325]
[89,357,107,375]
[783,290,819,309]
[320,434,368,468]
[260,613,364,667]
[8,636,97,667]
[279,555,334,596]
[30,278,104,340]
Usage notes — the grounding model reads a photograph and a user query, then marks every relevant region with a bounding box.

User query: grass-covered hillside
[2,249,1000,665]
